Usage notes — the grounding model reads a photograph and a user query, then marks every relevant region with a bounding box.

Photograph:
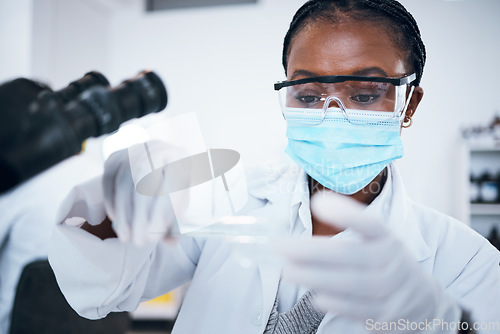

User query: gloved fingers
[131,192,153,246]
[147,194,176,243]
[112,204,131,243]
[313,287,428,325]
[103,149,130,223]
[111,218,131,243]
[287,255,433,324]
[112,164,135,243]
[282,261,402,300]
[282,263,362,295]
[102,165,118,223]
[310,190,388,239]
[131,176,171,245]
[102,141,185,245]
[144,173,172,243]
[276,237,393,269]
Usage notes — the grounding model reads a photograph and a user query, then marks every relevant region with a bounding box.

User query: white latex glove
[278,191,462,333]
[103,140,184,246]
[56,175,106,228]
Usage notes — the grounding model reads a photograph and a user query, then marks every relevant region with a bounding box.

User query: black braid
[282,0,427,86]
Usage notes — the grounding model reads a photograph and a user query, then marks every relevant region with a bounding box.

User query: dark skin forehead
[286,20,409,80]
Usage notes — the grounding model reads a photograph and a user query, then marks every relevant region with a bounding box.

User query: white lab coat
[0,155,102,334]
[48,163,500,334]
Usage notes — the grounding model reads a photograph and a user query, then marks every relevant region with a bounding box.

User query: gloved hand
[278,191,462,333]
[103,140,185,246]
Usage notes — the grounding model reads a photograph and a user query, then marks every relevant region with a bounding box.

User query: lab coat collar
[249,163,305,206]
[250,163,310,326]
[366,163,432,262]
[290,167,309,208]
[249,163,310,232]
[290,167,311,232]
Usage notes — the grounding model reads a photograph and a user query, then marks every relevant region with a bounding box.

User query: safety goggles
[274,73,416,124]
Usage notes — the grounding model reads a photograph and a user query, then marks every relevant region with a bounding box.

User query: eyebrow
[290,70,319,80]
[352,67,389,77]
[290,67,389,80]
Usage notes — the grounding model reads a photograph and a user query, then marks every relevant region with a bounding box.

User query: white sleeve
[48,176,199,320]
[447,241,500,327]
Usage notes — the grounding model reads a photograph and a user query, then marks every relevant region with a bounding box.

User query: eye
[347,81,390,106]
[350,93,380,104]
[287,83,326,108]
[296,94,322,106]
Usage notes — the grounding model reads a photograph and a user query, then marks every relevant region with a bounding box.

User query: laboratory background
[1,0,500,333]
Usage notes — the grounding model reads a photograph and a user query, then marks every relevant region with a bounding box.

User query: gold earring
[402,116,413,128]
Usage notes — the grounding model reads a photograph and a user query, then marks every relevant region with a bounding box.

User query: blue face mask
[285,108,404,195]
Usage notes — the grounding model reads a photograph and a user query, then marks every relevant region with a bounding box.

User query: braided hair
[282,0,427,86]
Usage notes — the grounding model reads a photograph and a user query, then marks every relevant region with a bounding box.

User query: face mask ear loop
[323,96,349,123]
[399,85,415,122]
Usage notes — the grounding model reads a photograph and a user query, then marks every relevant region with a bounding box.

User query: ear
[405,86,424,119]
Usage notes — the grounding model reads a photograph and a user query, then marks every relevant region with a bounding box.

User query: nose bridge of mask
[322,82,353,109]
[323,95,349,121]
[324,95,346,111]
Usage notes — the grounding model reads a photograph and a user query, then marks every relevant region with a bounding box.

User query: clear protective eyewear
[274,73,416,124]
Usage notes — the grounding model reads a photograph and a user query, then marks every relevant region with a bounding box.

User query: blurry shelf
[466,141,500,152]
[470,204,500,215]
[469,146,500,152]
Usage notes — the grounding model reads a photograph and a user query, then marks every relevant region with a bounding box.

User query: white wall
[7,0,500,220]
[0,0,34,81]
[106,0,500,220]
[107,0,304,167]
[398,0,500,219]
[31,0,111,88]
